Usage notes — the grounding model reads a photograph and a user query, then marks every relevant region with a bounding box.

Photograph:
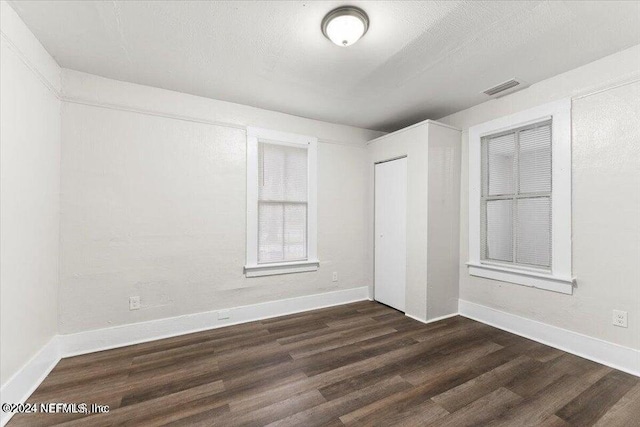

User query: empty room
[1,0,639,425]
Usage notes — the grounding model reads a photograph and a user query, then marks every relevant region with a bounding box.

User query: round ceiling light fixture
[321,6,369,47]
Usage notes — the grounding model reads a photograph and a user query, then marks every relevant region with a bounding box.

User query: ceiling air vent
[482,78,528,98]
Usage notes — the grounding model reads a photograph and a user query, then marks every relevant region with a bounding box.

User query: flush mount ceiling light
[321,6,369,47]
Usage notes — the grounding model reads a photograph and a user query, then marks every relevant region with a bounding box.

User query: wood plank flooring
[8,301,639,426]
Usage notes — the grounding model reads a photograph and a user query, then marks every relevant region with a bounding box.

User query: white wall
[0,2,61,384]
[58,70,382,334]
[439,44,640,350]
[426,124,461,320]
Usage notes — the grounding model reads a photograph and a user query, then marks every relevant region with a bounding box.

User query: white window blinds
[481,120,552,269]
[258,141,308,264]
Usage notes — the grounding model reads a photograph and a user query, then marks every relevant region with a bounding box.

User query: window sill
[244,260,319,278]
[466,262,575,295]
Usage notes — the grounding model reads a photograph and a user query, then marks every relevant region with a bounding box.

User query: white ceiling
[9,1,640,132]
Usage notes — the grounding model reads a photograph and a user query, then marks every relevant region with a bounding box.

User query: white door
[374,157,407,312]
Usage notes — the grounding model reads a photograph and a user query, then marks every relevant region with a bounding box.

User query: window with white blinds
[245,127,318,277]
[481,120,552,269]
[467,99,573,294]
[258,142,308,263]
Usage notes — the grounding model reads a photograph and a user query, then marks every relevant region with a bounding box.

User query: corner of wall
[0,0,62,390]
[0,1,61,95]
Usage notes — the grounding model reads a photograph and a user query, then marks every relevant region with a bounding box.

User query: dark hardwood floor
[8,301,640,426]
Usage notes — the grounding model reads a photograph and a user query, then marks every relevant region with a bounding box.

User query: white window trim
[244,126,318,277]
[467,99,575,294]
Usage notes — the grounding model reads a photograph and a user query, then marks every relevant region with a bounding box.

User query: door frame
[373,155,407,312]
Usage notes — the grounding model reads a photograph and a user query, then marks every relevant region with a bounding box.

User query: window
[245,127,318,277]
[468,99,574,294]
[481,120,552,268]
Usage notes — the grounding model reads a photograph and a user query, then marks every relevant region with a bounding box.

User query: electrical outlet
[129,296,141,311]
[332,272,338,282]
[613,310,627,328]
[218,309,230,320]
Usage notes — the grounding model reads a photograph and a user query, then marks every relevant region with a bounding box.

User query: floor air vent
[483,78,527,98]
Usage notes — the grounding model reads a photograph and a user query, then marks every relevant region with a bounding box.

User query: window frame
[244,126,318,277]
[467,99,574,294]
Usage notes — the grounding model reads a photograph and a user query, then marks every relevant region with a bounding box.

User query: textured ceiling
[9,1,640,132]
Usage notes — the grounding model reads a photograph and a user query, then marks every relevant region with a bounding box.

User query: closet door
[374,157,407,312]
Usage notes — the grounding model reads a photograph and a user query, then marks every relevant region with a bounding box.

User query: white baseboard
[459,299,640,377]
[0,287,368,426]
[0,337,61,427]
[8,291,635,427]
[405,312,459,324]
[59,286,370,357]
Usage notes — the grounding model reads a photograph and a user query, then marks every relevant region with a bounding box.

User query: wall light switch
[613,310,627,328]
[332,272,338,282]
[129,296,141,311]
